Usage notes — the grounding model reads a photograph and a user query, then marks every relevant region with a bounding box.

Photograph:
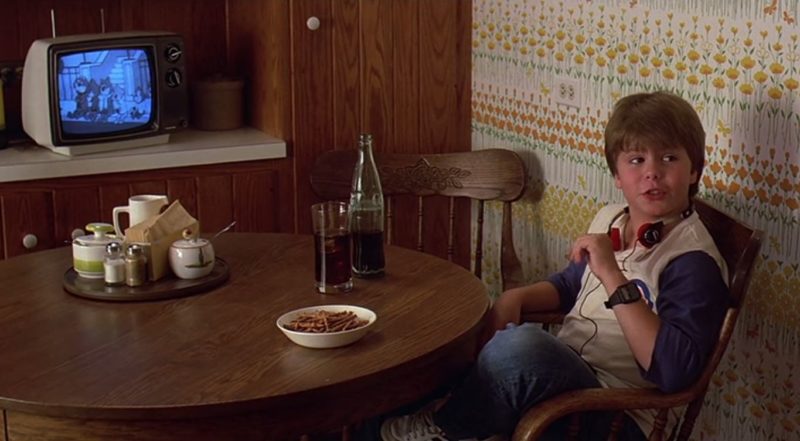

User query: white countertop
[0,127,287,183]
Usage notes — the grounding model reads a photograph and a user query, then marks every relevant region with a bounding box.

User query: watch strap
[604,281,641,309]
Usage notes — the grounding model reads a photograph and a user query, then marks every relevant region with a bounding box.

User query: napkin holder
[125,201,200,281]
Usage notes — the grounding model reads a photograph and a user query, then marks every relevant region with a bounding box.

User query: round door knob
[71,228,85,240]
[306,16,320,31]
[22,234,38,250]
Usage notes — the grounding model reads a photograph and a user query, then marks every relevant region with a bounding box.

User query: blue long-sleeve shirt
[548,250,728,392]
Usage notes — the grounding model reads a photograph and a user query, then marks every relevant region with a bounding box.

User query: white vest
[557,203,728,435]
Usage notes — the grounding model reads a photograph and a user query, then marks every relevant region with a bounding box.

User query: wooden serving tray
[63,257,230,302]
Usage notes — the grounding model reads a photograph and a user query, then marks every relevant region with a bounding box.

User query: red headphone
[608,206,693,251]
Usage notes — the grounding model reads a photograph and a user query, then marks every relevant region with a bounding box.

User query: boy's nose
[644,163,662,179]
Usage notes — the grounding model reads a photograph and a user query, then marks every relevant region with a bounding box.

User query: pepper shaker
[125,244,148,287]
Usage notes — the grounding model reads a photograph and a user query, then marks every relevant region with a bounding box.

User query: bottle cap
[127,244,143,256]
[106,242,122,254]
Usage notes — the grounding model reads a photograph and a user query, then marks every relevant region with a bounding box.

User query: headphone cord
[577,243,638,356]
[577,276,601,356]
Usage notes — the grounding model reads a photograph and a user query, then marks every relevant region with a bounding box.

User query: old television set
[22,31,188,156]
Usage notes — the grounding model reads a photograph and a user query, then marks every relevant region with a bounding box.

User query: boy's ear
[614,173,622,189]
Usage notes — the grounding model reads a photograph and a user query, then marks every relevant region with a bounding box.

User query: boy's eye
[662,154,678,162]
[629,156,644,164]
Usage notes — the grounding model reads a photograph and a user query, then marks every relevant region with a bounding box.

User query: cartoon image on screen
[57,48,153,135]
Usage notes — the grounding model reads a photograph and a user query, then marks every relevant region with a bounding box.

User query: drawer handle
[306,16,320,31]
[22,234,39,250]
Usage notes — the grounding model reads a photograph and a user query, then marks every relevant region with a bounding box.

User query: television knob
[165,68,183,88]
[165,44,182,63]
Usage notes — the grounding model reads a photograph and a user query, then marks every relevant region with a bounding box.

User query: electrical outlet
[554,77,580,108]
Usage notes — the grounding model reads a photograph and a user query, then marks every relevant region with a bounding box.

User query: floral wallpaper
[472,0,800,439]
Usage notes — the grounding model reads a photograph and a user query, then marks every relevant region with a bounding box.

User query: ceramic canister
[72,223,121,279]
[169,233,215,280]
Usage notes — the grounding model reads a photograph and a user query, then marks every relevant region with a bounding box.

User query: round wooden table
[0,233,488,441]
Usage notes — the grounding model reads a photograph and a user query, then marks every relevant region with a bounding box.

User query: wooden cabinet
[1,191,55,257]
[1,0,472,263]
[228,0,471,249]
[0,159,292,260]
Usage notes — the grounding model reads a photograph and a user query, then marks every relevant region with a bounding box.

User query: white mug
[112,194,169,236]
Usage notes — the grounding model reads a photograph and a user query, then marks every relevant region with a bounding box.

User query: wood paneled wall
[228,0,472,264]
[0,0,229,135]
[0,0,226,77]
[0,0,473,265]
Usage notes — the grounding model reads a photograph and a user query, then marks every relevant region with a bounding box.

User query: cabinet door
[197,175,234,234]
[1,192,55,258]
[291,0,334,233]
[99,184,131,225]
[130,181,167,196]
[53,187,101,243]
[167,177,198,219]
[233,170,279,232]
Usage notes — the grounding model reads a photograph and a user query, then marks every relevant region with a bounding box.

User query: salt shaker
[103,242,125,286]
[125,244,148,287]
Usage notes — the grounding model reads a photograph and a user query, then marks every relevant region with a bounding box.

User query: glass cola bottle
[349,133,385,277]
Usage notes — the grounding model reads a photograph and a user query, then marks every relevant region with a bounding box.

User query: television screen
[56,47,155,137]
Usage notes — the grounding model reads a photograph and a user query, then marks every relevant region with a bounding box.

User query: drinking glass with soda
[311,202,353,293]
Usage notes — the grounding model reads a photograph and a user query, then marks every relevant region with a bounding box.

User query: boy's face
[614,143,697,221]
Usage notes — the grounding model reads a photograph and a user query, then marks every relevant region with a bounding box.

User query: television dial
[165,44,182,63]
[165,68,183,88]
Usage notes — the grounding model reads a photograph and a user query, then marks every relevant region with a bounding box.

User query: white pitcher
[112,194,169,236]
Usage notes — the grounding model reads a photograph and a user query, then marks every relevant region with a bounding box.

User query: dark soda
[314,233,352,288]
[352,230,385,277]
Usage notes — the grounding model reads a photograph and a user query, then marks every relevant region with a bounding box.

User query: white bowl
[276,305,377,349]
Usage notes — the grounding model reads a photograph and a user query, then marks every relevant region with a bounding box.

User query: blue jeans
[432,323,647,441]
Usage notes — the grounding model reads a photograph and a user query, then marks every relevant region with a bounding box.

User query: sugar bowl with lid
[169,228,215,279]
[72,223,122,279]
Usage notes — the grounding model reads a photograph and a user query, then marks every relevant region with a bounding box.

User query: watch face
[605,282,641,308]
[619,283,641,303]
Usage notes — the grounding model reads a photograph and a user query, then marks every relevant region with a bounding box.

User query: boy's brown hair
[604,91,705,197]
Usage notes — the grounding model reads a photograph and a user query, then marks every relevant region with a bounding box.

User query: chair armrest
[512,387,694,441]
[520,310,565,325]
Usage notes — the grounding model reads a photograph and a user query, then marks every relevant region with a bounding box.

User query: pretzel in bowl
[283,310,369,333]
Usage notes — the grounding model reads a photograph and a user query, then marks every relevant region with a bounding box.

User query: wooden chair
[310,148,527,291]
[515,199,763,441]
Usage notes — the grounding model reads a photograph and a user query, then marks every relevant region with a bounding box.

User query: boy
[380,91,729,441]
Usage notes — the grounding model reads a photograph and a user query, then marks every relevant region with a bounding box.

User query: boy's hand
[481,290,523,346]
[570,233,624,288]
[479,282,562,347]
[488,290,522,328]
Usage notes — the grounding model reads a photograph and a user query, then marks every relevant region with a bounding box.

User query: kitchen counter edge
[0,127,287,183]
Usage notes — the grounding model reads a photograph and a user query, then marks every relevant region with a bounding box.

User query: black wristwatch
[604,281,641,309]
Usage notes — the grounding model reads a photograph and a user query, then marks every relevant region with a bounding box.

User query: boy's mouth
[643,188,666,198]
